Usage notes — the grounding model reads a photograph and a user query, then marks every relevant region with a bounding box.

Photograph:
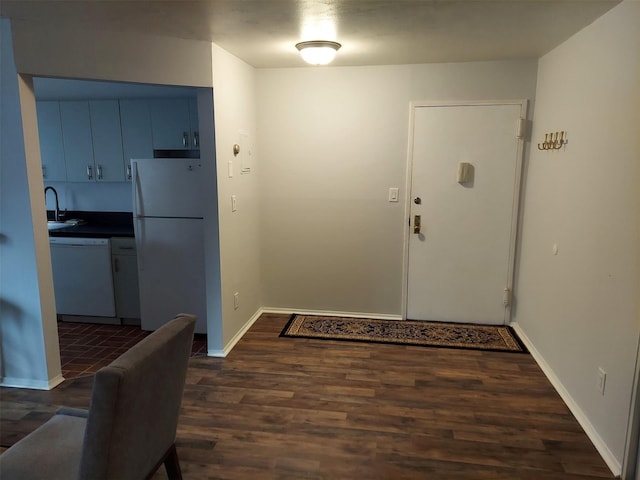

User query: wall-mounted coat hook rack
[538,131,568,150]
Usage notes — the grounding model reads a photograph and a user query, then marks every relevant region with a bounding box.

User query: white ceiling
[1,1,620,69]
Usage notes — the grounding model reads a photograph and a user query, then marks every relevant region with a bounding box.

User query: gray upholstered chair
[0,314,196,480]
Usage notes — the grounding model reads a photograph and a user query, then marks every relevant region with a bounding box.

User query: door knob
[413,215,421,234]
[414,197,421,205]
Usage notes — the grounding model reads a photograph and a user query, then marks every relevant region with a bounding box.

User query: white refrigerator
[132,158,207,334]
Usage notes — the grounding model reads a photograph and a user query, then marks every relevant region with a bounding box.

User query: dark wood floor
[1,313,614,479]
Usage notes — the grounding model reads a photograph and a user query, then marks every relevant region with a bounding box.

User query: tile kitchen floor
[57,321,207,379]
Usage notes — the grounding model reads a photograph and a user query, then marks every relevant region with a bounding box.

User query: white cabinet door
[113,254,140,318]
[111,237,140,319]
[188,97,199,149]
[120,99,153,180]
[60,101,94,182]
[36,101,67,182]
[149,98,191,150]
[89,100,125,182]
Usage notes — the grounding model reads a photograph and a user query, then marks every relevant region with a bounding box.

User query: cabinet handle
[97,164,103,180]
[182,132,189,148]
[87,165,93,180]
[193,131,199,148]
[114,257,119,273]
[126,165,132,181]
[42,166,47,179]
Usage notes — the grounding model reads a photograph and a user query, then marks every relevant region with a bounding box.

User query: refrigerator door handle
[131,161,145,271]
[135,216,145,271]
[132,161,143,218]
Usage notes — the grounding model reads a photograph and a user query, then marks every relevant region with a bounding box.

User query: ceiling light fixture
[295,40,341,65]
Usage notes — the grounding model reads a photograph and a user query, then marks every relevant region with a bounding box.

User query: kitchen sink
[47,221,69,231]
[47,220,81,231]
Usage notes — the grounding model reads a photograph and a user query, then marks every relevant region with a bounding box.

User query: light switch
[388,187,399,202]
[231,195,237,212]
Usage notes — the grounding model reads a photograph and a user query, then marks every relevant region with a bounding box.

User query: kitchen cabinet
[39,97,198,185]
[89,100,125,182]
[36,101,67,182]
[120,99,153,180]
[60,101,95,182]
[111,237,140,319]
[188,97,199,149]
[60,100,126,182]
[148,97,199,150]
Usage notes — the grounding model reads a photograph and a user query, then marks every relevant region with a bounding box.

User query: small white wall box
[457,162,474,184]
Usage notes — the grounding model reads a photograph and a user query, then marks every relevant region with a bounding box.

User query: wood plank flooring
[0,313,614,479]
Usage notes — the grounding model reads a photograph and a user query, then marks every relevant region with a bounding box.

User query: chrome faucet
[44,186,60,222]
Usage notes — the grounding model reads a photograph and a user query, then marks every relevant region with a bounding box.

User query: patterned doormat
[280,314,526,353]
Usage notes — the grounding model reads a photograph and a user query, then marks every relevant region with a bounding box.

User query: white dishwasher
[49,237,116,317]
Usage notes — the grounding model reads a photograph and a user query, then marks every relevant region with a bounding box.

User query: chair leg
[163,444,183,480]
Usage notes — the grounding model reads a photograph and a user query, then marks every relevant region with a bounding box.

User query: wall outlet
[597,367,606,395]
[233,292,239,310]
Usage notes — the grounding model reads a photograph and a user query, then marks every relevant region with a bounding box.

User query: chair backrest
[78,314,196,480]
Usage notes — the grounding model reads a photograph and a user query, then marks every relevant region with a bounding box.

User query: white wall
[211,44,262,353]
[513,1,640,473]
[257,60,538,315]
[0,19,62,389]
[10,21,213,87]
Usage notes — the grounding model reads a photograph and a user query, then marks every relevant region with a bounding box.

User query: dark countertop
[48,211,134,238]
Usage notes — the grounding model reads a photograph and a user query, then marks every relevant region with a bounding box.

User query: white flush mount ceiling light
[295,40,342,65]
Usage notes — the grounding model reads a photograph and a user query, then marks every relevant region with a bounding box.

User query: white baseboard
[261,307,403,321]
[206,307,403,357]
[0,373,65,390]
[207,307,264,358]
[511,322,621,477]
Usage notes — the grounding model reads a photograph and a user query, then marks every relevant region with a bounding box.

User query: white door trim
[401,99,529,322]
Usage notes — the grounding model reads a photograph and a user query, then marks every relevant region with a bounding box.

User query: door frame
[401,99,529,322]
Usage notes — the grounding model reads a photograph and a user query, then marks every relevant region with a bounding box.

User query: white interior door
[406,103,524,325]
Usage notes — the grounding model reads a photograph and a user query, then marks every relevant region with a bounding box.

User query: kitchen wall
[211,44,262,353]
[0,19,62,389]
[44,181,133,213]
[257,60,538,315]
[513,0,640,472]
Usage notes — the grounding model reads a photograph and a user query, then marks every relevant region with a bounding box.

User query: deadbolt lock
[413,215,421,234]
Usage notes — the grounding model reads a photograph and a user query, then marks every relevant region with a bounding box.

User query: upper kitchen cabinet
[36,101,67,182]
[61,100,126,182]
[148,98,199,150]
[60,101,95,182]
[120,99,153,180]
[89,100,126,182]
[188,97,199,149]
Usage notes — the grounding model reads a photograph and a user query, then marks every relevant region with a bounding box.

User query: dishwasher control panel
[49,237,110,246]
